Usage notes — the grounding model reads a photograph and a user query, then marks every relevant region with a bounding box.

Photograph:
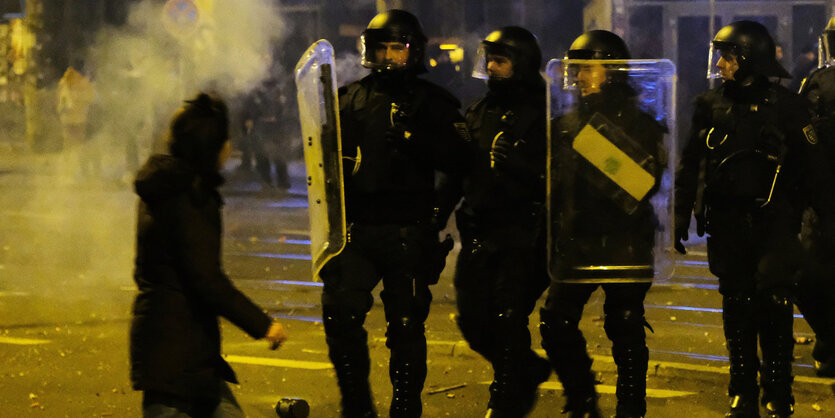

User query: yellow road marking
[0,336,51,345]
[224,355,332,370]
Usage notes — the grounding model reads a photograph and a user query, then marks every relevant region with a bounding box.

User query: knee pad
[604,309,646,345]
[322,305,367,340]
[386,315,425,349]
[540,306,581,345]
[456,313,491,354]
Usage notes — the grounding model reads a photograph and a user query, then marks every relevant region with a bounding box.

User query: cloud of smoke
[0,0,290,327]
[87,0,288,168]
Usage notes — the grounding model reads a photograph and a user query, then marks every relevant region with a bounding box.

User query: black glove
[490,133,527,174]
[385,123,413,144]
[428,234,455,285]
[674,216,689,255]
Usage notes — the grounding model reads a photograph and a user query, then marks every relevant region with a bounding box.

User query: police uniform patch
[803,124,819,145]
[454,122,472,141]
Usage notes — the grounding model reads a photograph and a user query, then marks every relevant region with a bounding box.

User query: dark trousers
[454,224,549,412]
[319,223,434,417]
[540,281,651,416]
[706,208,797,406]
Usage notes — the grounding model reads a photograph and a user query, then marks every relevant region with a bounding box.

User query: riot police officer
[675,21,835,417]
[450,26,550,417]
[539,30,667,418]
[319,9,469,418]
[797,17,835,378]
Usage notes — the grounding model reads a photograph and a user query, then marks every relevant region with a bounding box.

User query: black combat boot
[518,351,552,414]
[723,295,760,418]
[793,275,835,377]
[323,307,377,418]
[387,320,427,418]
[540,314,601,418]
[758,293,795,418]
[328,346,377,418]
[389,357,425,418]
[726,395,760,418]
[612,345,648,418]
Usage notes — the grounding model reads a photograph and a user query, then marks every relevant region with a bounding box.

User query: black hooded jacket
[130,154,271,399]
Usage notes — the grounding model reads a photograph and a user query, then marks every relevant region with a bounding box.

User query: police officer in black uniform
[796,17,835,378]
[319,9,469,418]
[539,31,667,418]
[450,26,550,418]
[675,21,835,417]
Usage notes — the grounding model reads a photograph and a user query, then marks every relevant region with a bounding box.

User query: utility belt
[455,206,543,248]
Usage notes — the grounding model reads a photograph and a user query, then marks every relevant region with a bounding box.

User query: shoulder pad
[464,96,488,116]
[415,79,462,109]
[338,80,366,111]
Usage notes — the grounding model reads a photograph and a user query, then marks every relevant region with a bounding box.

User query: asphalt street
[1,151,834,417]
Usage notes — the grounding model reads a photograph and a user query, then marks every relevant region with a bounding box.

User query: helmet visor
[361,31,415,70]
[821,33,835,68]
[471,42,515,80]
[707,43,736,80]
[561,59,630,97]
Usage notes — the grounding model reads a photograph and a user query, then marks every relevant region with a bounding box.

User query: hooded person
[130,92,287,416]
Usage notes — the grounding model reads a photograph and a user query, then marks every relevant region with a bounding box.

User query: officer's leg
[708,227,761,417]
[453,236,495,361]
[380,227,433,418]
[539,282,601,417]
[793,256,835,376]
[320,243,378,418]
[721,290,760,417]
[274,157,291,189]
[796,208,835,375]
[795,277,835,376]
[602,283,651,418]
[756,249,796,417]
[755,289,795,417]
[485,243,551,417]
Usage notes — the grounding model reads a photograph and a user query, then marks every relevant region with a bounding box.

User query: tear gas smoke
[0,0,288,327]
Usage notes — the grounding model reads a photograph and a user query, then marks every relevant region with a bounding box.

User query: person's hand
[264,321,288,350]
[491,133,527,173]
[674,225,688,255]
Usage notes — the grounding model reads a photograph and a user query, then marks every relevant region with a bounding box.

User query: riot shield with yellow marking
[294,40,346,280]
[546,58,676,284]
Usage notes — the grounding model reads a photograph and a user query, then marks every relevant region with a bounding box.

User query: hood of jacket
[134,154,197,203]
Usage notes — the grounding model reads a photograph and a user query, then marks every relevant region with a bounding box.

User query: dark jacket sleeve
[173,194,272,339]
[674,93,711,229]
[786,94,835,223]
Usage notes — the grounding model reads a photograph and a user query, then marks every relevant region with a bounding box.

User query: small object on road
[446,393,456,399]
[812,403,822,412]
[275,397,309,418]
[428,383,467,395]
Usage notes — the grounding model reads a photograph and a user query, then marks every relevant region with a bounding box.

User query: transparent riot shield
[294,40,346,279]
[546,58,676,284]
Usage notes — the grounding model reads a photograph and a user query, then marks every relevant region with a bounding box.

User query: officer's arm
[430,102,471,176]
[674,95,710,228]
[793,98,835,221]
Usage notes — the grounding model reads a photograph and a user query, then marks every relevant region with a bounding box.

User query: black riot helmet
[819,17,835,67]
[566,30,631,60]
[472,26,543,85]
[709,20,791,79]
[565,30,631,97]
[360,9,427,73]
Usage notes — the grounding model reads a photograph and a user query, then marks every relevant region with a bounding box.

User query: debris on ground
[427,383,467,395]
